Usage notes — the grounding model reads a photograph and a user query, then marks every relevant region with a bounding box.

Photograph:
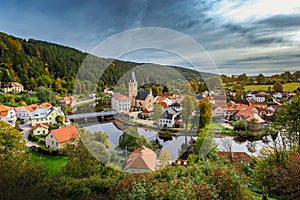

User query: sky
[0,0,300,76]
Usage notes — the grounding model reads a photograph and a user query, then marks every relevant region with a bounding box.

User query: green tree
[152,103,163,123]
[256,73,266,84]
[205,75,222,90]
[0,121,26,153]
[36,86,51,103]
[118,127,151,152]
[181,94,197,129]
[276,93,300,150]
[233,119,247,131]
[198,98,212,129]
[273,81,283,92]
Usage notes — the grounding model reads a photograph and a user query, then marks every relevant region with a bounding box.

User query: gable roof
[50,125,79,143]
[32,123,49,131]
[0,105,13,116]
[136,90,151,101]
[39,102,52,108]
[113,93,130,100]
[160,107,177,120]
[218,151,251,163]
[123,146,157,172]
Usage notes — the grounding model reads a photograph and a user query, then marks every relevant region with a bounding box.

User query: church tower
[128,71,137,106]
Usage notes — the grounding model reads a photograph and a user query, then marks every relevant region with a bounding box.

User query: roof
[0,105,13,116]
[61,96,75,101]
[15,104,38,112]
[113,93,130,100]
[160,107,177,120]
[123,146,157,172]
[39,102,52,108]
[50,125,79,143]
[169,102,180,107]
[136,90,151,101]
[213,94,227,101]
[159,102,168,109]
[218,151,251,163]
[32,123,49,131]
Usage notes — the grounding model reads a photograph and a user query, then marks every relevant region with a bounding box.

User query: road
[19,122,39,147]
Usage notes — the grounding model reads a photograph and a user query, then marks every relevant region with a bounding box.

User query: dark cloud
[258,14,300,27]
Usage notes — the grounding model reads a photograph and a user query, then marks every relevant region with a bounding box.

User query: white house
[159,107,178,128]
[15,104,38,119]
[31,107,65,127]
[0,105,17,127]
[60,96,76,106]
[273,92,283,99]
[45,125,79,150]
[1,82,24,93]
[32,123,49,136]
[111,94,131,113]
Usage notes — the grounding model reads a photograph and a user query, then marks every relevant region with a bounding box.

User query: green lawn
[30,151,70,175]
[224,82,300,92]
[244,82,300,92]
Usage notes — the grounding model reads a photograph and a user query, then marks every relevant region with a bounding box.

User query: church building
[128,71,154,111]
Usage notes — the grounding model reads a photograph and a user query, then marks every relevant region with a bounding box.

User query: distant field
[30,152,69,175]
[224,82,300,92]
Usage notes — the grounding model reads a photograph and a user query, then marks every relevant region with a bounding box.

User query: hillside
[0,32,210,94]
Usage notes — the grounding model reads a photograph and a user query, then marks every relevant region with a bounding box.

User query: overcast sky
[0,0,300,75]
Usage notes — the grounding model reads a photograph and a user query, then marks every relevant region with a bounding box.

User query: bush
[28,133,39,142]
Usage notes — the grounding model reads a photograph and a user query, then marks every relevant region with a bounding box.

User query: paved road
[19,122,39,147]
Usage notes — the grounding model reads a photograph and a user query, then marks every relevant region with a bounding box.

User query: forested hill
[0,32,209,94]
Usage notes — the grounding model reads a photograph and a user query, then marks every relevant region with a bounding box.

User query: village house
[224,102,265,131]
[159,107,179,128]
[31,106,65,127]
[111,93,131,113]
[15,104,38,119]
[123,146,157,173]
[212,102,226,122]
[39,102,52,109]
[272,92,283,99]
[60,96,76,106]
[1,82,24,93]
[45,125,79,150]
[32,123,49,136]
[0,105,17,127]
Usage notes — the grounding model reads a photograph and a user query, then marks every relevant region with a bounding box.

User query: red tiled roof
[32,123,49,131]
[123,146,157,172]
[113,94,130,100]
[10,82,23,87]
[51,125,79,143]
[39,102,52,108]
[160,102,168,109]
[0,105,13,116]
[60,96,75,101]
[218,151,251,163]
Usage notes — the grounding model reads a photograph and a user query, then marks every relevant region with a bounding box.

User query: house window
[51,135,53,138]
[52,141,54,145]
[56,142,58,146]
[37,131,40,133]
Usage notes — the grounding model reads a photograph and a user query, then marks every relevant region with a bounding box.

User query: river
[83,123,273,160]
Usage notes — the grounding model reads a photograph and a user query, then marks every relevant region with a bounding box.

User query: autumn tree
[197,98,212,129]
[158,149,172,168]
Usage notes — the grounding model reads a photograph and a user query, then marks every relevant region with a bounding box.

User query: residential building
[1,82,24,93]
[45,125,79,150]
[31,107,65,127]
[32,123,49,136]
[15,104,38,119]
[60,96,76,106]
[159,107,178,128]
[0,105,17,127]
[123,146,157,173]
[111,94,131,113]
[39,102,52,109]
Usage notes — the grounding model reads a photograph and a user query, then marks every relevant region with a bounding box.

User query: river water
[83,123,273,160]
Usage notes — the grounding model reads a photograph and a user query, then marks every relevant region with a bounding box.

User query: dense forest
[0,32,210,95]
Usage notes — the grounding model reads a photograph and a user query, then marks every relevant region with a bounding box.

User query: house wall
[0,109,16,127]
[112,98,131,112]
[33,126,48,136]
[45,133,61,150]
[16,107,32,119]
[31,109,65,126]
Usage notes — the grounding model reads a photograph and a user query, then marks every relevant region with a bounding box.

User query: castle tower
[128,71,137,106]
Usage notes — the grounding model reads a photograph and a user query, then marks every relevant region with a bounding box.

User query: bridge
[67,111,117,120]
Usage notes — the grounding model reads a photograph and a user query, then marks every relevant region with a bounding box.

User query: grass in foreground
[30,151,69,175]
